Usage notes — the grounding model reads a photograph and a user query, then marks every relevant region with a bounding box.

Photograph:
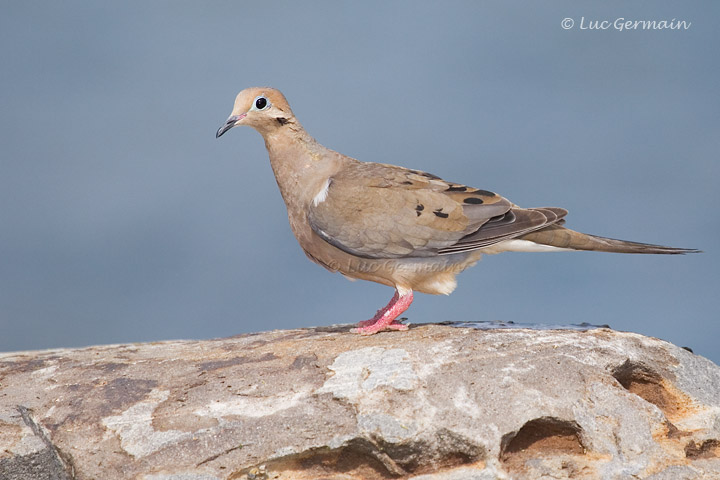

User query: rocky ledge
[1,323,719,480]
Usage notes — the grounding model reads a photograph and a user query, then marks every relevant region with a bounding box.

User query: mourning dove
[216,87,698,335]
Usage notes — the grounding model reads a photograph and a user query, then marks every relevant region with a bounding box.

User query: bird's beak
[216,113,246,138]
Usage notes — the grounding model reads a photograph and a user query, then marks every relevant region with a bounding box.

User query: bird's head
[216,87,295,138]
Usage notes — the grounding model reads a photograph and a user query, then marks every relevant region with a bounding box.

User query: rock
[1,323,719,479]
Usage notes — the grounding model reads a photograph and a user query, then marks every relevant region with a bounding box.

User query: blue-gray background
[1,2,718,363]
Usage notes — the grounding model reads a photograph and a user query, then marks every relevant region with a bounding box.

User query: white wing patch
[483,239,573,254]
[313,178,331,206]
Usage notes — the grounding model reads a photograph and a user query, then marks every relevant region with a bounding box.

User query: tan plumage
[217,87,698,334]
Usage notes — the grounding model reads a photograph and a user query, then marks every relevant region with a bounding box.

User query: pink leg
[355,291,399,327]
[351,289,414,335]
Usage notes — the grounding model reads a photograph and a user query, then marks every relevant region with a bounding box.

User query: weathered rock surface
[1,323,719,480]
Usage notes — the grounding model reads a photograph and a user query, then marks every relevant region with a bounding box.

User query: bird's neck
[262,124,346,211]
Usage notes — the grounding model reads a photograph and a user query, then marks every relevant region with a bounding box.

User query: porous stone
[1,323,719,479]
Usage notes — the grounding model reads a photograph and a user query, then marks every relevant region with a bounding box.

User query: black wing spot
[447,185,467,192]
[416,204,424,211]
[433,208,449,218]
[421,172,442,180]
[463,197,484,205]
[409,170,441,180]
[402,181,413,185]
[473,189,495,197]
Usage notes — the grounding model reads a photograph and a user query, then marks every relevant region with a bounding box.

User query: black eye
[255,97,268,110]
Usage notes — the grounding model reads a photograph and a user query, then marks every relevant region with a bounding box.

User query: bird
[216,87,698,335]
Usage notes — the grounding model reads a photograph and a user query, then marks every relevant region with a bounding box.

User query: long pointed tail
[519,225,700,254]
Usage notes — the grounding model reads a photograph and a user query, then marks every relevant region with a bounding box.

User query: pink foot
[351,289,413,335]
